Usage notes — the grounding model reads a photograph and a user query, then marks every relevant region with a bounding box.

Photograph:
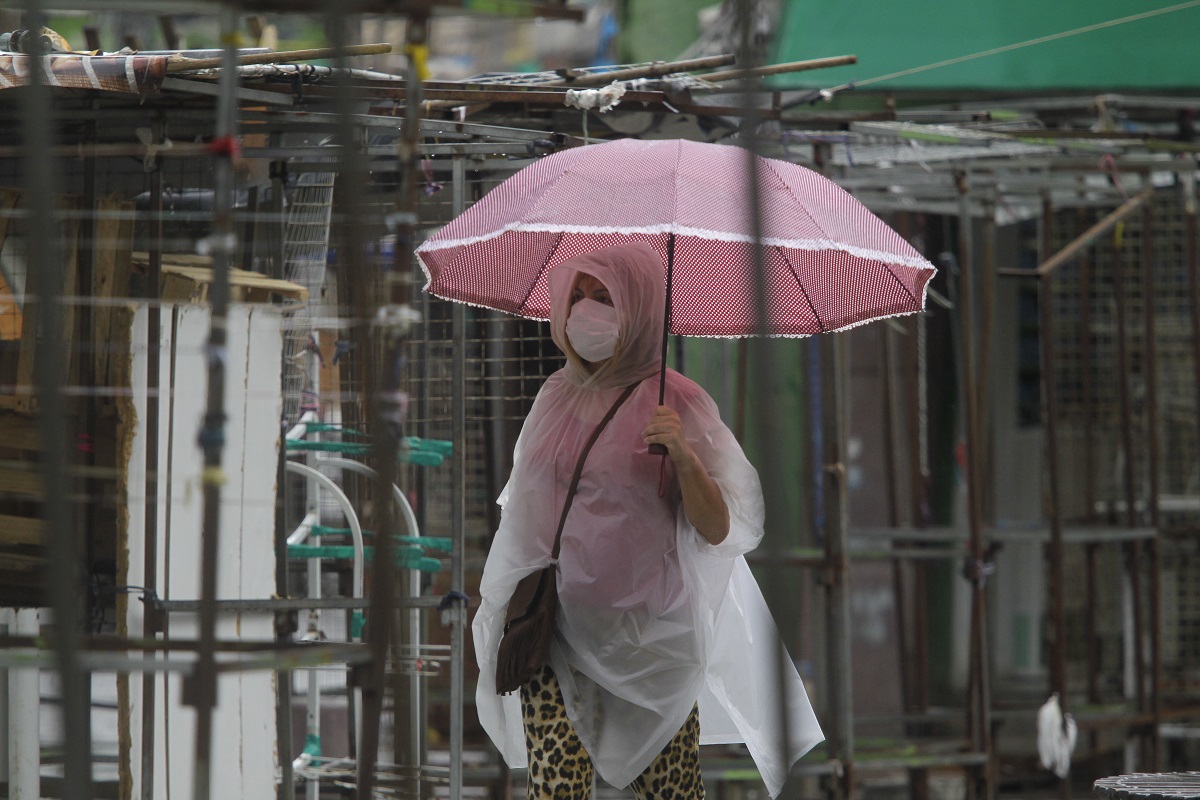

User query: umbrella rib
[515,230,567,314]
[778,244,827,334]
[880,261,923,309]
[759,156,929,314]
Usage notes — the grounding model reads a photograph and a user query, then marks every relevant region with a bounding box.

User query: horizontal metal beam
[157,595,475,612]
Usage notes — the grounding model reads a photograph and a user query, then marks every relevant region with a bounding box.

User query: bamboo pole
[999,189,1154,278]
[166,42,391,73]
[550,53,735,86]
[693,55,857,83]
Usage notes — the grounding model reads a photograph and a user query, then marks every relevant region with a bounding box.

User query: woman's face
[567,272,617,372]
[570,273,613,309]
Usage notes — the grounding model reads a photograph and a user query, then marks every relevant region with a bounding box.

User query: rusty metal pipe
[1038,196,1070,800]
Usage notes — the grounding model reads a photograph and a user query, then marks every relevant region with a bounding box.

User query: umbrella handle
[648,234,674,457]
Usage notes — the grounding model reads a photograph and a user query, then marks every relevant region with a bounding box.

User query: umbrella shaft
[658,234,675,406]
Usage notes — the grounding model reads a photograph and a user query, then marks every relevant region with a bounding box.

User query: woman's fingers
[643,406,686,454]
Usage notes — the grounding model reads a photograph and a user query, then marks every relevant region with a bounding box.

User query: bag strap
[550,380,642,562]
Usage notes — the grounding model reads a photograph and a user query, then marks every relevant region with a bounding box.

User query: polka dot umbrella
[418,137,933,334]
[416,138,936,399]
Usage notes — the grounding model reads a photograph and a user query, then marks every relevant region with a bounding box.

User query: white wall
[121,303,283,800]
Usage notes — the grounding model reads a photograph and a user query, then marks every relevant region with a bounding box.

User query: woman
[472,243,822,798]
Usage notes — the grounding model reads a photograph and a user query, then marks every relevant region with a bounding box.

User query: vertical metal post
[882,325,911,719]
[276,419,296,800]
[1078,206,1101,760]
[1111,213,1147,760]
[20,6,93,799]
[977,203,996,522]
[821,335,854,799]
[731,1,801,797]
[321,6,392,795]
[1142,201,1159,531]
[140,112,166,800]
[1187,180,1200,452]
[9,609,40,800]
[955,173,992,800]
[1037,198,1069,800]
[1140,199,1162,769]
[189,9,238,800]
[904,263,931,719]
[449,156,467,800]
[1078,208,1096,523]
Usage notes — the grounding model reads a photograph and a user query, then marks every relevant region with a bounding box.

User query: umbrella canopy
[416,137,935,337]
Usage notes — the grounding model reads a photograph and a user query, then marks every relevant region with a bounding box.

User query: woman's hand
[642,406,690,461]
[643,406,730,545]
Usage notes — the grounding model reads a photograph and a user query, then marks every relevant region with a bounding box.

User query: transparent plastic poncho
[471,243,823,795]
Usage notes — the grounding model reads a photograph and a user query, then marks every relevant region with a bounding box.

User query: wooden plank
[160,271,203,303]
[0,514,43,546]
[0,467,41,497]
[93,194,125,384]
[60,200,82,391]
[0,551,46,570]
[0,411,37,450]
[159,264,308,303]
[0,566,45,610]
[131,251,210,267]
[113,205,134,372]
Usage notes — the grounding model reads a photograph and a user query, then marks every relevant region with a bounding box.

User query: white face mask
[566,298,619,363]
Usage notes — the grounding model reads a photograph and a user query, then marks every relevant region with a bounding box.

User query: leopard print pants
[520,664,705,800]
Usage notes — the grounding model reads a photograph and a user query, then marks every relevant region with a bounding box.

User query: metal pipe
[820,337,854,798]
[901,222,932,714]
[189,9,238,800]
[1078,207,1096,523]
[955,172,992,796]
[882,324,914,731]
[977,204,996,523]
[1037,196,1070,800]
[1141,197,1162,768]
[275,415,295,800]
[21,4,93,797]
[9,609,40,800]
[1112,213,1138,530]
[1142,200,1160,531]
[1112,221,1148,757]
[139,112,165,800]
[0,611,8,788]
[734,0,803,795]
[1187,182,1200,470]
[450,153,468,800]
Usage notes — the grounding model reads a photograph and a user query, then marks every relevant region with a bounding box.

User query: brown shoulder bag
[495,380,642,695]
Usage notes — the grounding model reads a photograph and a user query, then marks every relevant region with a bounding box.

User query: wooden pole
[999,189,1153,278]
[693,55,857,83]
[166,42,392,73]
[551,53,735,86]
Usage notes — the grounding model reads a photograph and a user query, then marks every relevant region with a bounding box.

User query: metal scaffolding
[0,3,1198,800]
